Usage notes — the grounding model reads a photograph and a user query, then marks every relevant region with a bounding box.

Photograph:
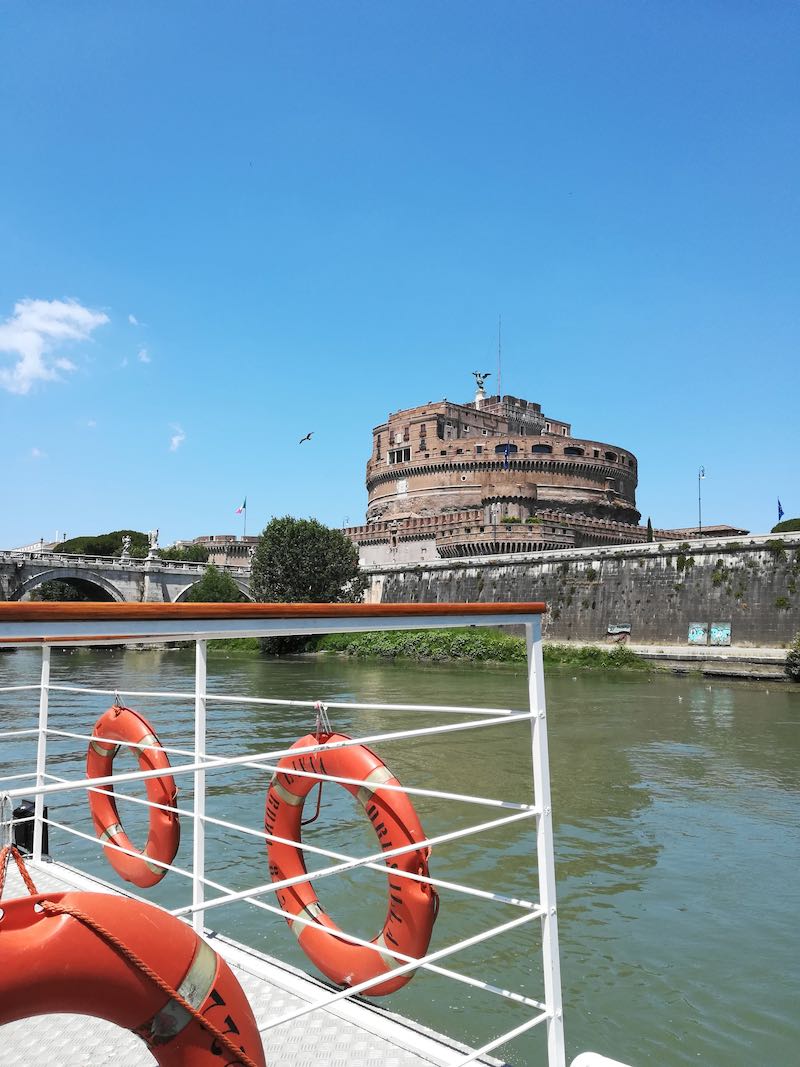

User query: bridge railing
[0,550,250,575]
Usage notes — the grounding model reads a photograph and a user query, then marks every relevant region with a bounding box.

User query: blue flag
[778,498,784,522]
[503,442,510,470]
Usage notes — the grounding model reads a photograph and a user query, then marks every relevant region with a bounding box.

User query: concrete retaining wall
[364,534,800,646]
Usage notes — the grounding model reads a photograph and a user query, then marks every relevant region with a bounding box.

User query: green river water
[1,647,798,1067]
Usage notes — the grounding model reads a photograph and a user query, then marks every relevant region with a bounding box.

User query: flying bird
[299,432,314,444]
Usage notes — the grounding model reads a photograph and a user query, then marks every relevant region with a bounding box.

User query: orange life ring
[265,732,438,996]
[0,889,266,1066]
[86,705,180,888]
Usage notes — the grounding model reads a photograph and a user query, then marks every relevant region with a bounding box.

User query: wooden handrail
[0,601,545,621]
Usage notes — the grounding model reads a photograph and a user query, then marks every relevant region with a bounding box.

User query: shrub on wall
[785,634,800,682]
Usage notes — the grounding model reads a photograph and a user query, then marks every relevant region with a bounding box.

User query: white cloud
[138,347,151,363]
[169,425,186,452]
[87,418,97,428]
[128,313,139,325]
[0,298,109,395]
[121,356,129,368]
[31,447,47,459]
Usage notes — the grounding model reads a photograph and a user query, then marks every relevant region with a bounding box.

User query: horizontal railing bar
[221,887,547,1012]
[0,772,39,784]
[3,712,533,801]
[1,601,545,621]
[40,804,546,1009]
[43,817,198,881]
[44,727,533,814]
[173,808,536,918]
[65,773,539,911]
[0,685,42,692]
[258,909,540,1031]
[42,683,521,717]
[0,728,41,739]
[448,1011,550,1066]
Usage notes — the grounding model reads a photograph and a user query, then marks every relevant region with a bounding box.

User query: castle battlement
[346,383,644,566]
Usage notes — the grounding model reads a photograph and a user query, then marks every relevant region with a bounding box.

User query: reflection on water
[1,648,798,1066]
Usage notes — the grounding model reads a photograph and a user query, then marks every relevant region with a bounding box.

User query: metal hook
[313,700,332,741]
[113,689,123,708]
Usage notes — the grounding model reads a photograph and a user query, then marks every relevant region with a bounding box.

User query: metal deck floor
[1,860,503,1067]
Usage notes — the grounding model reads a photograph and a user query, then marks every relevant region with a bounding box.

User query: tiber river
[1,647,798,1067]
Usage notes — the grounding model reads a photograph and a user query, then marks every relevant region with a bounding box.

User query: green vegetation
[676,552,695,573]
[160,544,210,563]
[56,529,149,556]
[251,516,366,655]
[772,518,800,534]
[543,643,649,670]
[646,517,653,542]
[775,596,790,610]
[30,579,94,602]
[785,634,800,682]
[184,565,245,602]
[251,516,365,603]
[316,627,525,662]
[711,558,729,587]
[315,629,649,669]
[208,637,261,654]
[54,529,208,563]
[766,538,787,560]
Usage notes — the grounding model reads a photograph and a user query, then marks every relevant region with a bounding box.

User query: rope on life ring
[0,845,266,1067]
[265,726,438,996]
[86,705,180,888]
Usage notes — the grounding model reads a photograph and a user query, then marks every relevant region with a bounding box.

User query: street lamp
[698,466,705,535]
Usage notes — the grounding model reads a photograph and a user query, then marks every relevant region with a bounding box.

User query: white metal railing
[0,602,626,1067]
[0,550,250,574]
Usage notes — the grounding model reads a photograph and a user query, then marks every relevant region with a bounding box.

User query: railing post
[33,645,51,862]
[526,617,566,1067]
[193,639,207,934]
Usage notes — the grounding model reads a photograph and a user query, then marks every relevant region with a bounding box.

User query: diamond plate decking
[0,859,505,1067]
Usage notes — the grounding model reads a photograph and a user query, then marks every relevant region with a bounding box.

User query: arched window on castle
[564,446,584,456]
[532,443,552,454]
[495,443,518,455]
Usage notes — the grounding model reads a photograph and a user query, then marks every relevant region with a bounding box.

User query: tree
[57,530,150,557]
[250,517,366,603]
[184,565,245,602]
[159,544,209,563]
[646,517,653,542]
[772,518,800,533]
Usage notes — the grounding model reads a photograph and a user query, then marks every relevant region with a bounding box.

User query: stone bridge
[0,551,252,603]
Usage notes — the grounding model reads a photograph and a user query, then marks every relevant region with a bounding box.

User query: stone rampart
[364,534,800,646]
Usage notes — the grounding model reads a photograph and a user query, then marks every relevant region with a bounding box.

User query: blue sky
[1,1,797,548]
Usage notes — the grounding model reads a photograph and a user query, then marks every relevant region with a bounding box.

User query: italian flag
[235,497,246,514]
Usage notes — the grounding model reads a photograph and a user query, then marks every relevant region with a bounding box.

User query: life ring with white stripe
[265,732,438,996]
[0,889,266,1066]
[86,705,180,888]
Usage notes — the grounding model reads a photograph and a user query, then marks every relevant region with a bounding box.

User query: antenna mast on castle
[497,315,502,401]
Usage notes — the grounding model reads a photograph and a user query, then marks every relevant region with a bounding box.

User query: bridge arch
[14,568,126,603]
[172,578,253,603]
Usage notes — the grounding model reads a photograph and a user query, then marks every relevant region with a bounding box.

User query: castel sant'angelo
[346,376,648,566]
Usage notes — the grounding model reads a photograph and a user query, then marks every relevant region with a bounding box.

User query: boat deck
[1,859,504,1067]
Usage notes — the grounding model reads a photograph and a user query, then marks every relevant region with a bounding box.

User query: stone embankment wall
[364,534,800,646]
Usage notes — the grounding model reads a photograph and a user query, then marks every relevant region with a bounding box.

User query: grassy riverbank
[206,629,651,668]
[314,628,650,669]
